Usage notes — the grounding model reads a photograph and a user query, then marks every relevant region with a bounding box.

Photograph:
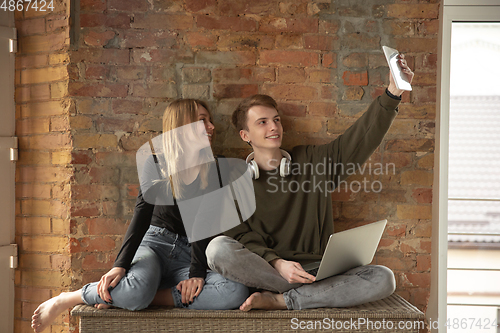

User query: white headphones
[245,149,292,180]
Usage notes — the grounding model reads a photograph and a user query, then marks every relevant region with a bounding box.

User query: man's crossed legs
[206,236,396,311]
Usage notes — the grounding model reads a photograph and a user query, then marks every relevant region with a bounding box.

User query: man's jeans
[81,226,249,310]
[206,236,396,310]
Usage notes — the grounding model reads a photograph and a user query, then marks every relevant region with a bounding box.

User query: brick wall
[14,0,72,332]
[15,0,438,332]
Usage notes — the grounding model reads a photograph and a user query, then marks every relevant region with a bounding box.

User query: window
[447,24,500,332]
[437,3,500,332]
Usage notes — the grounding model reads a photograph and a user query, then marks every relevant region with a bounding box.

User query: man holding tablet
[206,53,414,311]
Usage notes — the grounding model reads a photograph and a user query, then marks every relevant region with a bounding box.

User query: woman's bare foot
[239,291,287,311]
[94,303,112,309]
[31,290,83,333]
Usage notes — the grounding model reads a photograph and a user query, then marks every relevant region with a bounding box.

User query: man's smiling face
[240,105,283,150]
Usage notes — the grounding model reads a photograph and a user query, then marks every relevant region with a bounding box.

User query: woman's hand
[97,267,126,304]
[176,277,205,305]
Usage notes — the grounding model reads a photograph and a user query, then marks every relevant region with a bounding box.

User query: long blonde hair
[161,99,212,199]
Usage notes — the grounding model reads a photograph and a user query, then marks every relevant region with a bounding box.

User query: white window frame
[432,1,500,331]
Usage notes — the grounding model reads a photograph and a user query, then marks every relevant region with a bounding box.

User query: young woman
[31,99,249,333]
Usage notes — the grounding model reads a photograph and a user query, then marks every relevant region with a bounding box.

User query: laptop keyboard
[306,267,319,277]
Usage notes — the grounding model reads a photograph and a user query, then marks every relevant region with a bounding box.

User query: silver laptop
[302,219,387,281]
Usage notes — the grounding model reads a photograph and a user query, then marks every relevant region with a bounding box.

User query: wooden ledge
[72,294,425,333]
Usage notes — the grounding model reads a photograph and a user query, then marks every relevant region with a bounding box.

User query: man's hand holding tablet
[383,46,414,95]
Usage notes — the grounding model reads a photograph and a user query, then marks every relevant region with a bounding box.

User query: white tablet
[382,46,412,91]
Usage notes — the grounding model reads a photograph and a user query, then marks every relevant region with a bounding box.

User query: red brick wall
[15,0,438,332]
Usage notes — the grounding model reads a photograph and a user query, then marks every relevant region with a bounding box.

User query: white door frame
[0,9,17,333]
[432,1,500,332]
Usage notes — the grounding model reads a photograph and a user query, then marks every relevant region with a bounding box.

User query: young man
[206,55,414,311]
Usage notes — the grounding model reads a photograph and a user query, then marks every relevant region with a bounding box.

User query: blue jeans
[206,236,396,310]
[81,226,249,310]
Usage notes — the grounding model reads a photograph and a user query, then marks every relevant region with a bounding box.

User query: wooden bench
[71,293,425,333]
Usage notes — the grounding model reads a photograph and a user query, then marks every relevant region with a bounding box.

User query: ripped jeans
[206,236,396,310]
[81,226,249,311]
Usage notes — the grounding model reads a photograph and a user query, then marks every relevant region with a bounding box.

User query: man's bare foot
[31,290,83,333]
[239,291,287,311]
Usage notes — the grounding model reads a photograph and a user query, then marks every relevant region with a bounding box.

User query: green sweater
[225,93,400,264]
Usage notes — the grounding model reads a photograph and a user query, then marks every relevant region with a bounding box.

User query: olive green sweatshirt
[225,93,400,264]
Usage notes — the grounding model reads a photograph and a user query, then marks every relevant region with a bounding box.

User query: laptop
[301,219,387,281]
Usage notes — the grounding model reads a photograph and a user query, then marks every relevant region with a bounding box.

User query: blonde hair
[161,99,211,199]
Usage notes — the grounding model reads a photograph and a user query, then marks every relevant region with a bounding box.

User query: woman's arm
[114,154,164,268]
[189,237,211,279]
[113,190,155,269]
[99,155,160,302]
[174,237,213,305]
[96,188,155,303]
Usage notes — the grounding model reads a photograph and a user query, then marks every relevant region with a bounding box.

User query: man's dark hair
[232,94,279,132]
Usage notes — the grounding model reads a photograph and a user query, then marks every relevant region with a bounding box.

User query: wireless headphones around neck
[245,149,292,180]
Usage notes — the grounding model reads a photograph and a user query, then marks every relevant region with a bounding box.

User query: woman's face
[197,105,215,144]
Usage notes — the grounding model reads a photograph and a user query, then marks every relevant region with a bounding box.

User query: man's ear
[239,129,249,142]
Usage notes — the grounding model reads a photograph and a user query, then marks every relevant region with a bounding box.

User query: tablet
[382,46,412,91]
